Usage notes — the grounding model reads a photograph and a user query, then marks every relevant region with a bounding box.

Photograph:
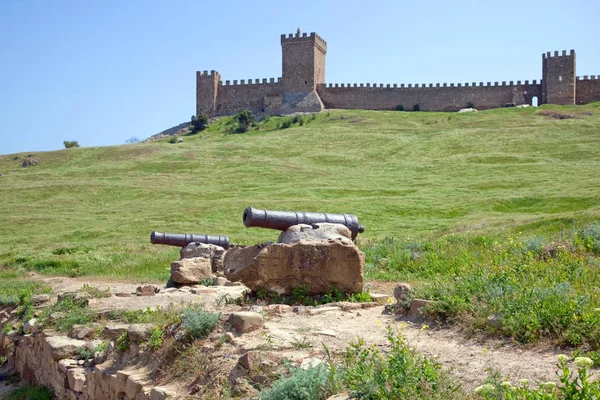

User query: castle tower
[280,30,327,91]
[542,50,576,105]
[196,70,221,116]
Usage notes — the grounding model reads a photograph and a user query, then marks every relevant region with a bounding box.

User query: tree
[191,113,209,133]
[63,140,80,149]
[125,136,140,144]
[235,109,255,133]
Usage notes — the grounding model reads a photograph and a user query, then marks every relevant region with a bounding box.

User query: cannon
[242,207,365,240]
[150,231,233,248]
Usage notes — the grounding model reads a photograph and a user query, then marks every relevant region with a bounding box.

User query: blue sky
[1,0,598,155]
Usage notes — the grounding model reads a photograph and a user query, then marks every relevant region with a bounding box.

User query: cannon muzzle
[242,207,365,240]
[150,231,232,248]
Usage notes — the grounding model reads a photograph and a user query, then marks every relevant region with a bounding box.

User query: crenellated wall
[317,81,543,111]
[576,75,600,105]
[196,32,600,117]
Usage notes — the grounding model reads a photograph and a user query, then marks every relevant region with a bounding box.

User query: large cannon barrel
[150,231,232,248]
[242,207,365,240]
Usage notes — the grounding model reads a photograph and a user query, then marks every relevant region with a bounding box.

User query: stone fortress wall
[196,31,600,117]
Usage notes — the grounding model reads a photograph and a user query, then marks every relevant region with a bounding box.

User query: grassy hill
[1,105,599,280]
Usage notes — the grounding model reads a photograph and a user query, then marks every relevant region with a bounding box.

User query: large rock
[180,242,226,273]
[170,257,213,284]
[277,223,352,244]
[44,336,87,360]
[229,312,264,334]
[224,238,364,295]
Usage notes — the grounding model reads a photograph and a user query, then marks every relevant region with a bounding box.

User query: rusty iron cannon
[150,231,233,248]
[242,206,365,240]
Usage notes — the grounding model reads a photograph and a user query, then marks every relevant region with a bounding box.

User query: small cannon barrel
[150,231,232,248]
[242,207,365,240]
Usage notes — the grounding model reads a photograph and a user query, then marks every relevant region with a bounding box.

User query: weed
[259,363,336,400]
[348,291,372,303]
[256,287,267,300]
[292,284,308,304]
[77,342,105,360]
[0,355,6,365]
[291,336,312,350]
[80,283,111,298]
[40,296,94,332]
[147,327,164,350]
[577,223,600,254]
[181,305,220,342]
[200,277,216,287]
[2,385,53,400]
[116,331,130,351]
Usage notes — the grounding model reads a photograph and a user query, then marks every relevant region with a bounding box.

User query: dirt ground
[26,274,570,392]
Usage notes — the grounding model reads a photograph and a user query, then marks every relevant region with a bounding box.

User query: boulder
[67,367,86,392]
[23,318,38,334]
[229,312,264,333]
[393,283,412,303]
[31,294,50,304]
[180,242,226,273]
[458,108,478,113]
[136,285,159,296]
[69,324,100,340]
[103,323,129,340]
[407,298,434,318]
[170,257,213,284]
[44,336,87,360]
[224,239,364,295]
[277,223,352,244]
[127,324,155,342]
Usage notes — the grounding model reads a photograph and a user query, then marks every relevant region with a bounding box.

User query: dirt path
[33,275,564,391]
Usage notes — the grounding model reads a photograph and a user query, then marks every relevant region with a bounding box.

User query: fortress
[196,30,600,117]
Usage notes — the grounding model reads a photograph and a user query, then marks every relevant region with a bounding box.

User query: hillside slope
[1,105,599,279]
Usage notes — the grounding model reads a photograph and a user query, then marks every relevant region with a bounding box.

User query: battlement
[323,80,540,89]
[281,31,327,52]
[542,50,575,59]
[221,77,282,86]
[577,75,599,81]
[197,70,219,78]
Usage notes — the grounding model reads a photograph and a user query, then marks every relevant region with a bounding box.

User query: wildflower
[543,381,556,391]
[400,322,407,329]
[375,319,382,326]
[420,324,429,331]
[474,384,495,395]
[557,354,569,363]
[500,381,512,389]
[574,357,594,369]
[387,297,394,306]
[519,379,529,386]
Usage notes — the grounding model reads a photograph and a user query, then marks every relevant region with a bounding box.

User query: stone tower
[542,50,576,105]
[196,70,221,116]
[280,30,327,91]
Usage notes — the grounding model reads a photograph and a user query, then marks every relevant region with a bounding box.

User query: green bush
[467,102,475,109]
[63,140,80,149]
[578,223,600,254]
[235,110,255,133]
[280,119,292,129]
[2,385,54,400]
[168,136,178,144]
[191,113,209,133]
[260,364,335,400]
[181,305,220,342]
[148,327,163,350]
[395,105,405,111]
[412,104,421,112]
[343,327,459,399]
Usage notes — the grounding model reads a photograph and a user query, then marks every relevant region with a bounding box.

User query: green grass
[1,104,598,280]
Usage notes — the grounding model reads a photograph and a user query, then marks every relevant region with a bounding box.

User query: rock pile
[169,242,226,285]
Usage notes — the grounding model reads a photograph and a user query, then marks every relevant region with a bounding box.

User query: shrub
[395,105,405,111]
[181,306,220,342]
[168,136,178,144]
[280,119,292,129]
[125,136,140,144]
[412,104,421,112]
[2,385,54,400]
[578,223,600,254]
[117,331,130,351]
[467,102,475,109]
[343,327,459,399]
[148,327,163,350]
[63,140,80,149]
[259,364,335,400]
[235,110,255,133]
[191,113,209,133]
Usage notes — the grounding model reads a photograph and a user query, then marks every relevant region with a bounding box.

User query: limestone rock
[128,324,154,342]
[67,367,86,392]
[229,312,264,333]
[103,323,129,340]
[44,336,87,360]
[180,242,226,273]
[393,283,412,303]
[408,298,434,318]
[170,257,213,284]
[31,294,50,304]
[69,324,100,340]
[23,318,38,334]
[458,108,478,113]
[238,351,256,369]
[150,387,175,400]
[136,284,159,296]
[370,293,392,305]
[277,223,352,244]
[224,240,364,295]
